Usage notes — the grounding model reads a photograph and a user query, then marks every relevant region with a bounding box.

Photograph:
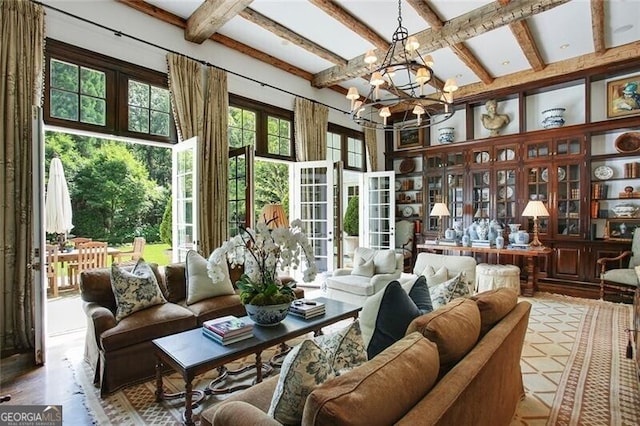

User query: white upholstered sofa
[401,252,477,293]
[326,247,403,306]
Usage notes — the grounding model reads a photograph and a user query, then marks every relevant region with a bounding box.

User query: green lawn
[119,242,172,266]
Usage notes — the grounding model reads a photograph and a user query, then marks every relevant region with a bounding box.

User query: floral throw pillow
[429,272,470,310]
[268,339,333,424]
[111,258,167,321]
[268,321,366,423]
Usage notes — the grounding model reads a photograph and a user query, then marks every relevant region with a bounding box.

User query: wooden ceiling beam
[591,0,606,55]
[509,20,546,71]
[313,0,569,88]
[308,0,388,52]
[116,0,314,83]
[185,0,254,44]
[408,0,493,85]
[238,8,347,66]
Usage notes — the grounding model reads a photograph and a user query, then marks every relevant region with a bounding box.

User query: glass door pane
[228,146,253,237]
[557,163,581,236]
[364,171,394,249]
[472,170,490,220]
[172,137,198,262]
[291,161,334,276]
[495,168,517,229]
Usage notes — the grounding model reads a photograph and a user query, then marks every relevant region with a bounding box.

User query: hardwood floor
[0,293,94,424]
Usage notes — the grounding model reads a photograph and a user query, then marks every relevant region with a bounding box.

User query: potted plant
[207,219,318,325]
[343,196,360,257]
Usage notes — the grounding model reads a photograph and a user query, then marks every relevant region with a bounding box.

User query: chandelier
[346,0,458,131]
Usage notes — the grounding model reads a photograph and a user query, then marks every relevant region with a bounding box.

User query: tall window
[228,106,257,148]
[45,39,176,144]
[327,124,365,171]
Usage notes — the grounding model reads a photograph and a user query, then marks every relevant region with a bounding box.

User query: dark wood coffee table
[152,297,360,425]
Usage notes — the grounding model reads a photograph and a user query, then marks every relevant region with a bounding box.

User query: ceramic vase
[508,224,521,244]
[462,234,471,247]
[438,127,455,144]
[496,234,505,249]
[445,228,456,240]
[244,302,291,326]
[541,108,566,129]
[515,230,530,245]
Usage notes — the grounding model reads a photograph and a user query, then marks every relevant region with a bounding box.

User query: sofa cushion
[423,265,449,286]
[429,272,470,310]
[325,274,376,297]
[185,250,235,305]
[361,277,433,359]
[315,320,367,375]
[406,298,481,374]
[164,263,186,303]
[183,293,246,325]
[351,257,374,277]
[80,264,164,311]
[302,332,439,426]
[110,259,167,321]
[268,321,366,424]
[374,249,397,274]
[100,302,196,351]
[268,339,333,425]
[471,287,518,336]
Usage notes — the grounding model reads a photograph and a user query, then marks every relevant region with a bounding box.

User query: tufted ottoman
[475,263,521,294]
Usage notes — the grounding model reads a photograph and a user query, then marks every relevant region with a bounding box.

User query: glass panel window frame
[327,123,365,172]
[44,39,176,144]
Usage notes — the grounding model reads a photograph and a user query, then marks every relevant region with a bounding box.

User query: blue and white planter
[245,302,291,326]
[438,127,455,144]
[541,108,566,129]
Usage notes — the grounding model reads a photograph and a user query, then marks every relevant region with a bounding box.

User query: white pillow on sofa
[351,257,375,277]
[423,265,449,286]
[374,249,397,274]
[185,250,235,305]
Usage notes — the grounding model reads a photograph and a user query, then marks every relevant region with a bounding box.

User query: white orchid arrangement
[207,219,318,305]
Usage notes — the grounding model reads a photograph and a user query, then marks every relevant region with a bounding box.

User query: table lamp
[430,202,450,240]
[260,204,288,229]
[521,200,550,247]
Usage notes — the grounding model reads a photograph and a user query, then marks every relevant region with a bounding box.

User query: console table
[417,244,553,297]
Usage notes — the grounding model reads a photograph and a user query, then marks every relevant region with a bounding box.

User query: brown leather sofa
[80,263,303,396]
[202,288,530,426]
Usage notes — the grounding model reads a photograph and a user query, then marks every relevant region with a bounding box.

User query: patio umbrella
[45,156,74,240]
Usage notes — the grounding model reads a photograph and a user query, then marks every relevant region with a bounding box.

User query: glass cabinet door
[495,168,517,228]
[446,171,465,225]
[472,170,490,220]
[426,174,444,233]
[525,165,550,236]
[525,140,551,161]
[556,162,581,237]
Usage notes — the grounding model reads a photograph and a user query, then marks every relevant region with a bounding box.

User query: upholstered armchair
[326,247,403,306]
[597,229,640,301]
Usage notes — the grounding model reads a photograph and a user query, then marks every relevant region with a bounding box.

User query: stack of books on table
[289,299,325,319]
[202,315,254,345]
[471,240,493,248]
[437,239,460,246]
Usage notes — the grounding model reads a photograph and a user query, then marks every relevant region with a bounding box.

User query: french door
[291,161,335,277]
[362,171,395,249]
[172,137,198,262]
[228,146,254,236]
[33,106,47,364]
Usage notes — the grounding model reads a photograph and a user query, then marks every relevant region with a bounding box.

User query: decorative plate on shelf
[399,158,416,173]
[482,172,490,185]
[395,180,402,191]
[476,152,490,163]
[415,179,423,190]
[498,186,514,200]
[541,167,566,182]
[402,206,414,217]
[593,165,614,180]
[498,149,516,161]
[497,171,507,185]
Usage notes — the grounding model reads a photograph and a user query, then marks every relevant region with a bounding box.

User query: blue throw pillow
[361,276,433,359]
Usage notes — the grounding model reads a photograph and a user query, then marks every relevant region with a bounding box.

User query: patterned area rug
[70,294,640,425]
[511,293,640,426]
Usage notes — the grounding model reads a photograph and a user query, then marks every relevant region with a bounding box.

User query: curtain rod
[33,0,349,116]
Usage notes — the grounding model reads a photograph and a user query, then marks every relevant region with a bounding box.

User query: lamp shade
[430,202,450,217]
[521,200,550,218]
[260,204,288,228]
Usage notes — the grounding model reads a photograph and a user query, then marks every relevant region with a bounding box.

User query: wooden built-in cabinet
[385,63,640,298]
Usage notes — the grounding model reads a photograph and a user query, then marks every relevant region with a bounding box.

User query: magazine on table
[202,315,253,338]
[202,326,253,345]
[289,299,325,318]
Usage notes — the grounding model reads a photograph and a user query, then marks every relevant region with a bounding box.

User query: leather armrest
[213,401,280,426]
[83,302,117,348]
